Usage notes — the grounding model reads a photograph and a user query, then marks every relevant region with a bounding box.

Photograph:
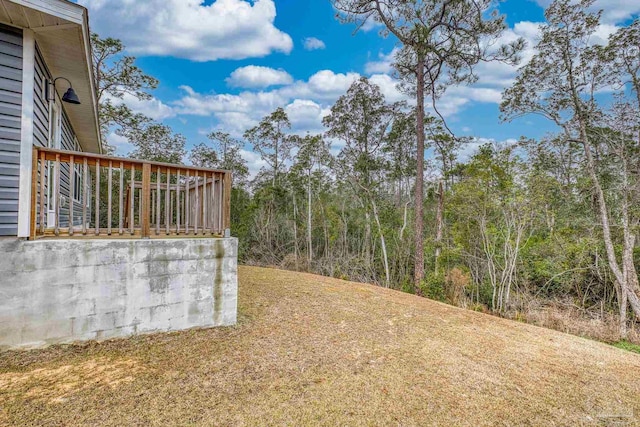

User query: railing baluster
[223,171,231,233]
[211,172,220,234]
[138,175,143,236]
[119,162,124,235]
[107,160,112,235]
[151,188,155,230]
[194,170,199,235]
[210,173,214,233]
[166,167,170,235]
[141,163,151,238]
[130,163,135,235]
[69,155,74,236]
[211,172,217,234]
[156,166,161,236]
[95,159,100,236]
[27,147,231,240]
[218,174,223,233]
[83,158,88,235]
[176,170,181,235]
[30,147,38,240]
[185,170,190,235]
[54,154,60,236]
[203,171,208,234]
[39,151,45,234]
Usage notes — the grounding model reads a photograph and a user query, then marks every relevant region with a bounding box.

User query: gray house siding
[33,44,48,149]
[0,24,21,236]
[34,44,87,230]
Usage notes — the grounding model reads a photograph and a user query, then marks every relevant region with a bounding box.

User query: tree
[333,0,523,290]
[206,131,249,186]
[91,34,159,150]
[501,0,640,336]
[189,143,218,169]
[124,122,186,164]
[324,77,396,287]
[291,134,332,264]
[244,108,294,187]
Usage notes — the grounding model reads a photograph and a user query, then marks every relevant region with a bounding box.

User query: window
[72,137,85,204]
[73,164,83,203]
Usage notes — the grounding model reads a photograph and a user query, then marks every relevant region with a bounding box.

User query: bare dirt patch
[0,357,144,404]
[1,266,639,426]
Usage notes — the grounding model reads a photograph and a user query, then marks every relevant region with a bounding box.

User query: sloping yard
[1,266,639,426]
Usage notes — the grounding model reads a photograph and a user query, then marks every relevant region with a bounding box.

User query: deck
[29,147,231,239]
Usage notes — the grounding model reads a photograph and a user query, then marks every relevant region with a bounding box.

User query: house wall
[0,237,238,350]
[0,24,22,236]
[0,26,87,236]
[33,44,87,229]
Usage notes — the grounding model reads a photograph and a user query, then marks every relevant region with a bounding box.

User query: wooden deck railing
[30,147,231,239]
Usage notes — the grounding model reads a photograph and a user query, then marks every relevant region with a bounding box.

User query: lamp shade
[62,87,81,104]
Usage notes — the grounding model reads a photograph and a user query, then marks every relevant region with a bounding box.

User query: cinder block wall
[0,238,238,350]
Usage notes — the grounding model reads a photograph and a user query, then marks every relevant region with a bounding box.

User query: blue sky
[77,0,639,174]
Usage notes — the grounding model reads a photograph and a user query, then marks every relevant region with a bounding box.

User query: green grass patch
[612,340,640,354]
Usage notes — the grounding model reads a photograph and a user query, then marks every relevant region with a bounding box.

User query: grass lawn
[1,266,639,426]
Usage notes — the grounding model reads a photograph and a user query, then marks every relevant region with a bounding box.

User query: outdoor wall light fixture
[48,77,81,105]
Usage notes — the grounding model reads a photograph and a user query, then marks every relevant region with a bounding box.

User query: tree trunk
[372,199,390,288]
[414,58,426,293]
[292,195,299,271]
[580,127,640,334]
[434,180,444,275]
[307,173,313,265]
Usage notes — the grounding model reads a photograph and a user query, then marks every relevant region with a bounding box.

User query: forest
[94,0,640,344]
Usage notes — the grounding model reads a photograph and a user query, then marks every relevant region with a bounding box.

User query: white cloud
[79,0,293,61]
[535,0,640,24]
[303,37,326,51]
[172,70,362,136]
[171,67,507,137]
[368,73,407,103]
[104,93,175,121]
[277,70,361,100]
[240,148,269,178]
[365,47,399,74]
[284,99,331,134]
[226,66,293,88]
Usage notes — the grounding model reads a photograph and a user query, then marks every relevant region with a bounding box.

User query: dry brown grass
[497,297,640,345]
[1,266,640,426]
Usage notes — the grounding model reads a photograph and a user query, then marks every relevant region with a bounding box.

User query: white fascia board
[17,28,35,238]
[9,0,84,25]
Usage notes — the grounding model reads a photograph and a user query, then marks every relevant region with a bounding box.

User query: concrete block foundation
[0,237,238,350]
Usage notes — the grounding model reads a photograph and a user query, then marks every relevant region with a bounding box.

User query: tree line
[92,0,640,341]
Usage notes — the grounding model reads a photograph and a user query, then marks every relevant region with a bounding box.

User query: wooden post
[156,166,161,236]
[211,172,216,234]
[107,160,112,235]
[39,151,45,234]
[69,155,74,236]
[165,167,170,235]
[54,154,60,236]
[119,162,124,235]
[141,162,151,238]
[176,170,181,235]
[218,174,223,233]
[95,159,100,236]
[82,158,87,235]
[223,171,231,235]
[194,169,199,235]
[203,171,208,234]
[185,170,190,234]
[130,163,135,234]
[29,147,38,240]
